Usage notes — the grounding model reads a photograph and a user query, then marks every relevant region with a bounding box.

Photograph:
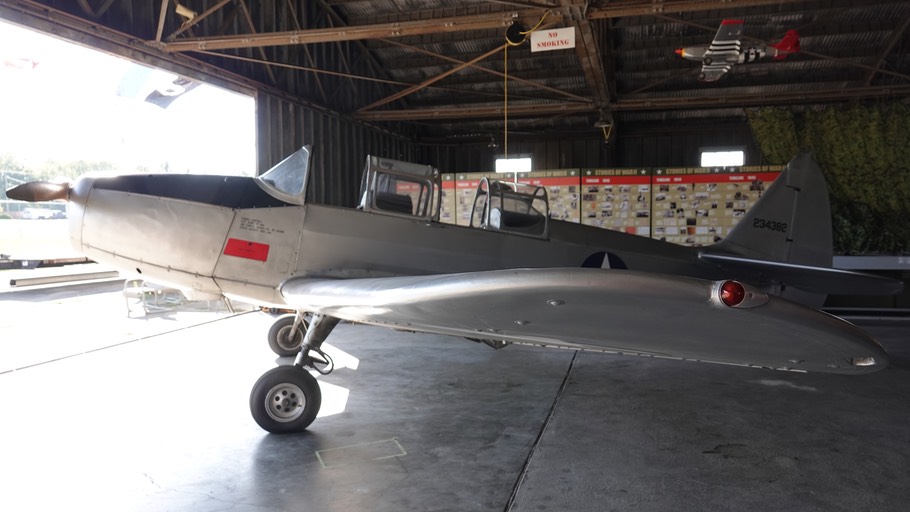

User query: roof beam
[357,44,506,113]
[563,1,611,110]
[587,0,808,19]
[352,83,910,121]
[152,11,526,52]
[864,12,910,85]
[612,85,910,111]
[354,102,594,121]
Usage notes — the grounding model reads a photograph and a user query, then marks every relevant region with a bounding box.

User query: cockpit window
[255,146,311,206]
[470,178,549,238]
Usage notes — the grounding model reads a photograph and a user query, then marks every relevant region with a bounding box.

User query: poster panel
[517,169,581,223]
[439,173,457,224]
[651,166,782,246]
[453,172,500,226]
[580,168,652,236]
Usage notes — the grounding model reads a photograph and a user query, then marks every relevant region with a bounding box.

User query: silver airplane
[676,19,801,82]
[7,148,901,433]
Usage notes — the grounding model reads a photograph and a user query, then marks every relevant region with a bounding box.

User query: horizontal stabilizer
[699,252,904,295]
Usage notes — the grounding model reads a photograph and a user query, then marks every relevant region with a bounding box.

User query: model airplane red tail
[769,29,800,60]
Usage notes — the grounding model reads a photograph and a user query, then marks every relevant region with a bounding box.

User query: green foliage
[748,103,910,254]
[0,154,117,181]
[745,108,800,165]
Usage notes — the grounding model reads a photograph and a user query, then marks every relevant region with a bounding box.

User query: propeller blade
[6,181,71,202]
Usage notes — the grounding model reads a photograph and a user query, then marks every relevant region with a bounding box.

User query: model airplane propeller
[6,148,900,434]
[676,20,800,81]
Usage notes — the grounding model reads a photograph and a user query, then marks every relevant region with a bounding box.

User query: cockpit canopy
[358,155,440,221]
[255,146,311,206]
[471,178,549,238]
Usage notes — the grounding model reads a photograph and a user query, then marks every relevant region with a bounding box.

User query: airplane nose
[675,48,684,56]
[6,181,71,202]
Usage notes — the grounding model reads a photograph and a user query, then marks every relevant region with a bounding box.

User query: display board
[651,166,782,246]
[516,169,581,223]
[452,172,500,226]
[439,173,457,224]
[580,168,652,235]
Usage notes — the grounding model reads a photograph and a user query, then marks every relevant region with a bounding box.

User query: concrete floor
[0,281,908,511]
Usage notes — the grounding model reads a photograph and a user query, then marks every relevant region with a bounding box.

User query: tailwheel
[267,313,309,357]
[250,366,322,433]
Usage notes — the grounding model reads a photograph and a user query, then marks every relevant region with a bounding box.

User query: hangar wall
[414,120,760,174]
[257,93,418,208]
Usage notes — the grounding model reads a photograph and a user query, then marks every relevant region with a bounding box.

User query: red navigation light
[720,280,746,307]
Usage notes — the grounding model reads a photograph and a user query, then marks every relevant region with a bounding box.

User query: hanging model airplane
[7,148,901,434]
[676,20,801,82]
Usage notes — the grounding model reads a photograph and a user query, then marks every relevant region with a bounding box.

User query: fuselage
[65,173,723,308]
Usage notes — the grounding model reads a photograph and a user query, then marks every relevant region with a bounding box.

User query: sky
[0,19,256,176]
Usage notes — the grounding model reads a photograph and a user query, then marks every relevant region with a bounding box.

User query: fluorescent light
[700,150,744,167]
[495,157,532,173]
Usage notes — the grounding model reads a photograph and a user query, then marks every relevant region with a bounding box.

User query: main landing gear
[267,313,312,357]
[250,313,341,433]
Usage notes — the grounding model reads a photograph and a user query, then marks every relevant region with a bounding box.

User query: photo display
[580,168,652,236]
[651,166,782,246]
[452,172,500,226]
[439,173,457,224]
[517,169,581,223]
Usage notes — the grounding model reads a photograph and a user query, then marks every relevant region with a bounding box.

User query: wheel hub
[264,383,306,422]
[277,326,303,351]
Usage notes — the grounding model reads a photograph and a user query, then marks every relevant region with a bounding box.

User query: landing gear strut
[250,314,340,433]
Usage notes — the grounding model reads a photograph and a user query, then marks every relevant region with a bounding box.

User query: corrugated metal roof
[19,0,910,142]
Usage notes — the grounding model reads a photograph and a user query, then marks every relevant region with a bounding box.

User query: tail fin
[716,152,832,268]
[706,154,904,305]
[769,30,800,60]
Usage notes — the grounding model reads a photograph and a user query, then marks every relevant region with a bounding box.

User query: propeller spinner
[6,181,71,202]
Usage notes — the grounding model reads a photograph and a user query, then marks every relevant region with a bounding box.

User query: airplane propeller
[6,181,71,202]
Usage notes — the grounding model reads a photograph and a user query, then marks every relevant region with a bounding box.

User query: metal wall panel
[257,92,416,208]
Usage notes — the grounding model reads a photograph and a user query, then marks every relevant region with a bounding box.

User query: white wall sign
[530,27,576,52]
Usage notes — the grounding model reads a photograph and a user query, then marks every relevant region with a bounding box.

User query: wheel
[703,56,713,65]
[250,366,322,433]
[267,314,308,357]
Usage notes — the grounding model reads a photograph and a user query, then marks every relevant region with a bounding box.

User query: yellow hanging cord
[521,11,549,36]
[503,11,549,171]
[504,43,508,161]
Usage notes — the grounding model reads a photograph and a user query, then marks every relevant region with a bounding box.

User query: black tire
[249,366,322,433]
[267,315,307,357]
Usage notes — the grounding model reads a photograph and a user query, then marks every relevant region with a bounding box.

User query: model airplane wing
[701,20,744,81]
[280,268,886,374]
[698,252,903,295]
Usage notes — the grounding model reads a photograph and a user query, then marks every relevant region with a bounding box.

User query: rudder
[770,30,800,60]
[716,152,833,268]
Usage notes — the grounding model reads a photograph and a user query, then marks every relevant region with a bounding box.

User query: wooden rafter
[563,1,611,110]
[357,44,507,113]
[237,0,278,85]
[165,0,232,41]
[863,13,910,85]
[381,39,589,102]
[153,11,524,52]
[155,0,169,42]
[587,0,809,19]
[354,102,594,121]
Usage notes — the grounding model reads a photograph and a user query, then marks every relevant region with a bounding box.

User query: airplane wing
[700,19,744,81]
[280,268,887,374]
[698,252,904,295]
